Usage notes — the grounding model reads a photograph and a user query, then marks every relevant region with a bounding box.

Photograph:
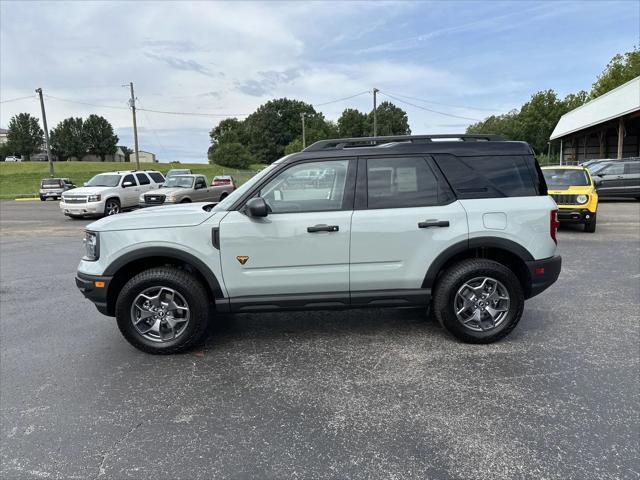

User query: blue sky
[1,0,638,163]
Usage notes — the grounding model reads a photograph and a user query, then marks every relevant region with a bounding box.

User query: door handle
[307,224,339,233]
[418,220,450,228]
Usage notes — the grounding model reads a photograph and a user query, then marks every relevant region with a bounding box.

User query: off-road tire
[433,259,524,344]
[584,215,597,233]
[115,267,211,354]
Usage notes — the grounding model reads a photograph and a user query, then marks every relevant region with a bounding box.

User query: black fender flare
[422,237,534,288]
[104,246,224,298]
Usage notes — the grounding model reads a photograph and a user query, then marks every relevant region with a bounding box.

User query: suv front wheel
[115,267,210,354]
[433,259,524,343]
[104,198,121,216]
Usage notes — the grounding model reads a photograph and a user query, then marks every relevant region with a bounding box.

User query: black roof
[284,134,533,164]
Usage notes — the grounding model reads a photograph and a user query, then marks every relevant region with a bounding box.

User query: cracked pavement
[1,199,639,479]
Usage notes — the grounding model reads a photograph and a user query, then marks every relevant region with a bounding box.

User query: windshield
[162,176,194,188]
[86,174,121,187]
[167,169,190,176]
[212,163,280,211]
[542,169,590,187]
[588,162,611,174]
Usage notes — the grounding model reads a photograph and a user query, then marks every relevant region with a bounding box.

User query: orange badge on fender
[236,256,249,265]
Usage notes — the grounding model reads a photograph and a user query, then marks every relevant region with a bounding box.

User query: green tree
[210,118,246,147]
[119,145,133,162]
[367,101,411,136]
[337,108,368,137]
[466,110,521,139]
[591,48,640,99]
[6,113,43,161]
[84,114,118,160]
[210,142,254,169]
[284,138,303,155]
[49,117,86,161]
[243,98,317,163]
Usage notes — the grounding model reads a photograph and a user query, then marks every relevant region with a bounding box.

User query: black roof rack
[304,134,506,152]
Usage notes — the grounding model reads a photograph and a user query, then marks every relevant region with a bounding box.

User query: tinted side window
[136,173,151,185]
[366,157,443,209]
[195,177,207,188]
[148,172,165,183]
[625,162,640,174]
[602,163,624,175]
[436,155,537,197]
[122,174,136,186]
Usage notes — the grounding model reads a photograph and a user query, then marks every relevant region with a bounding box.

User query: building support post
[559,139,563,165]
[617,117,625,159]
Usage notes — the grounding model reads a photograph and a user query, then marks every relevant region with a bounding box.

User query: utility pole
[35,88,54,177]
[125,82,140,170]
[300,113,306,149]
[373,87,379,138]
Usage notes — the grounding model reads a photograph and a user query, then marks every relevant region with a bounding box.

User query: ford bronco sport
[75,135,561,354]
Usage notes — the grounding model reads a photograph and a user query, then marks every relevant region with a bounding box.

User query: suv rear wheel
[433,259,524,343]
[115,267,210,354]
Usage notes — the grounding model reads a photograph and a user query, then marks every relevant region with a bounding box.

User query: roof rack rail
[304,134,506,152]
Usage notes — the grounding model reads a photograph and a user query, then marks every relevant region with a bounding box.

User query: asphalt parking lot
[1,199,639,480]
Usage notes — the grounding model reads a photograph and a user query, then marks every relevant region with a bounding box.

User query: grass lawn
[0,161,264,199]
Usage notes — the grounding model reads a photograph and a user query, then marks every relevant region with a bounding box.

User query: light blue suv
[75,135,561,354]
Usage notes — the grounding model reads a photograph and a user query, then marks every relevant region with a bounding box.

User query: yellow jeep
[542,166,598,233]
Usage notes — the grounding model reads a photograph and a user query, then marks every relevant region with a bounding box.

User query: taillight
[212,179,230,186]
[550,209,560,244]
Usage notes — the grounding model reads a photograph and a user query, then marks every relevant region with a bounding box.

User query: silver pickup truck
[139,174,216,207]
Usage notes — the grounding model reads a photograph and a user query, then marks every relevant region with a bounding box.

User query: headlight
[166,195,177,202]
[139,194,145,201]
[87,194,101,202]
[576,195,588,204]
[84,231,99,261]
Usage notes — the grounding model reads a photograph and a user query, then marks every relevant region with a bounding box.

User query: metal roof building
[550,76,640,164]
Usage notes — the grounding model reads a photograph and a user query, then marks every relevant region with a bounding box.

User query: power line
[0,94,36,104]
[379,91,482,122]
[137,107,250,118]
[43,94,129,110]
[382,91,498,112]
[312,91,370,107]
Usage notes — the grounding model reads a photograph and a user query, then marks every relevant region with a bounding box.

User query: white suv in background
[60,170,165,218]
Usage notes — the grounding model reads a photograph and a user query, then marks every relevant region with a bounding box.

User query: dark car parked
[591,159,640,199]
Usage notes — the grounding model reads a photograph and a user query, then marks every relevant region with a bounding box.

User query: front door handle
[418,220,450,228]
[307,224,339,233]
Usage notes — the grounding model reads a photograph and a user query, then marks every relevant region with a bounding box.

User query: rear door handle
[307,224,339,233]
[418,220,450,228]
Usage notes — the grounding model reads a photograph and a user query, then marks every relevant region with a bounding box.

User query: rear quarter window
[148,172,165,183]
[135,173,151,185]
[434,155,539,198]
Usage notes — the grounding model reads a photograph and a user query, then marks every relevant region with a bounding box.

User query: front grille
[144,194,166,204]
[551,194,578,205]
[63,196,87,204]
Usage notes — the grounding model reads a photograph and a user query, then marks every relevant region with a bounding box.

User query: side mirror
[83,182,88,187]
[245,197,269,217]
[593,176,602,186]
[123,181,134,188]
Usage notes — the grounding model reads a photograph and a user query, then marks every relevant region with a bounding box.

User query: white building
[550,76,640,164]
